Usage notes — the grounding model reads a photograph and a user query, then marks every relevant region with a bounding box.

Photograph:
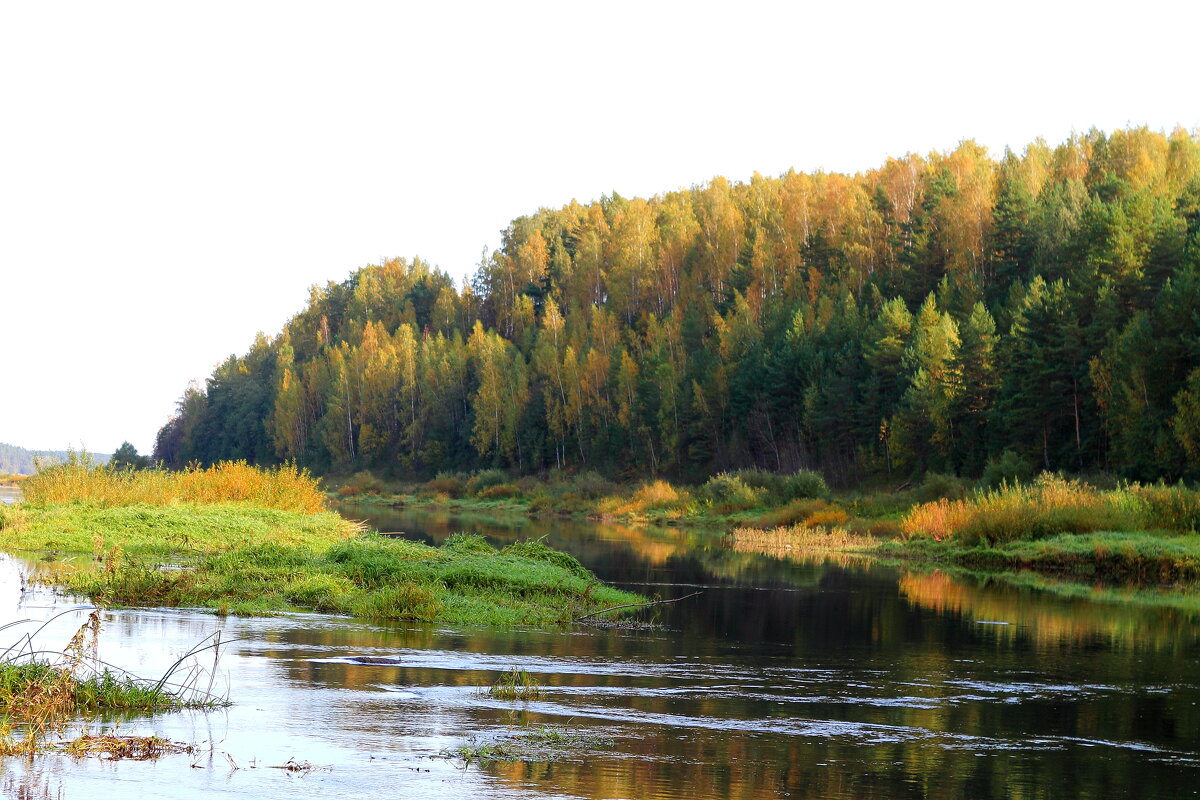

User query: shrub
[424,473,465,498]
[336,471,386,497]
[598,480,690,516]
[466,469,509,495]
[477,483,522,500]
[702,474,764,512]
[783,470,829,500]
[804,507,850,527]
[979,450,1034,490]
[1130,483,1200,532]
[567,471,617,500]
[915,472,969,503]
[723,468,828,502]
[901,474,1141,545]
[725,469,788,501]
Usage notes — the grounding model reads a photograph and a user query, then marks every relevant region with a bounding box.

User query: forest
[152,127,1200,488]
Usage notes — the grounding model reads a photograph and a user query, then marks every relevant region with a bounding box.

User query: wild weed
[487,667,543,700]
[0,610,227,755]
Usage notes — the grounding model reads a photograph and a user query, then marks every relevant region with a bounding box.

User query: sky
[1,0,1197,455]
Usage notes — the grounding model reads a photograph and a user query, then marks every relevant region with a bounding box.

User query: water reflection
[1,505,1199,799]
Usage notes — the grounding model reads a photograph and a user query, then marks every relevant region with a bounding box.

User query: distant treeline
[153,126,1200,486]
[0,443,109,475]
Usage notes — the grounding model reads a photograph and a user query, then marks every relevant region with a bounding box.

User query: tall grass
[901,474,1200,545]
[23,459,326,513]
[596,480,692,517]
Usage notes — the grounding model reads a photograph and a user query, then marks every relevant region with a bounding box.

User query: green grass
[1,503,642,626]
[5,502,356,557]
[487,667,544,700]
[0,662,208,715]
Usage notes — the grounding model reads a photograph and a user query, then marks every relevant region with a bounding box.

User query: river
[1,502,1198,799]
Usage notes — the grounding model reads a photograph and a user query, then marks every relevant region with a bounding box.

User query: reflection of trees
[898,569,1200,651]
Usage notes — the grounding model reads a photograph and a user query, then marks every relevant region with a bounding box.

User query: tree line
[153,127,1200,486]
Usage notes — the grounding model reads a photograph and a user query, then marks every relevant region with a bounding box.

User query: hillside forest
[152,127,1200,487]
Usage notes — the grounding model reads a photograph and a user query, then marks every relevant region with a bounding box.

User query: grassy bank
[333,468,1200,582]
[1,462,642,625]
[333,467,840,529]
[729,475,1200,583]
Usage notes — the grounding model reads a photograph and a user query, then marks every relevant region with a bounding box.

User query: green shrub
[979,450,1034,490]
[336,470,386,497]
[783,469,829,500]
[466,469,510,495]
[915,472,969,503]
[702,474,764,512]
[1132,483,1200,532]
[725,469,788,502]
[567,470,617,500]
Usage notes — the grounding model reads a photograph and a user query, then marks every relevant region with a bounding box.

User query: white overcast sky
[1,0,1197,455]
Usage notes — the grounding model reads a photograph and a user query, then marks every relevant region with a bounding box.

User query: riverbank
[335,470,1200,585]
[0,462,642,625]
[731,525,1200,583]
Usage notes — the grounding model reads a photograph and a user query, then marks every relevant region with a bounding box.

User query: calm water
[1,503,1198,799]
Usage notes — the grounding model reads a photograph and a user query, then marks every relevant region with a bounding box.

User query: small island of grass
[0,458,641,625]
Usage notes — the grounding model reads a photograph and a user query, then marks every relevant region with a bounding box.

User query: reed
[729,525,880,558]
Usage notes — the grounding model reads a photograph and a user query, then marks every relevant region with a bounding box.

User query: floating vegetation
[56,733,193,761]
[270,757,329,773]
[440,726,616,767]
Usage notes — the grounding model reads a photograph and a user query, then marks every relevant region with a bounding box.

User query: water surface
[1,503,1197,799]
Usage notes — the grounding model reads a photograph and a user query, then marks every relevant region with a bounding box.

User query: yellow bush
[598,480,690,516]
